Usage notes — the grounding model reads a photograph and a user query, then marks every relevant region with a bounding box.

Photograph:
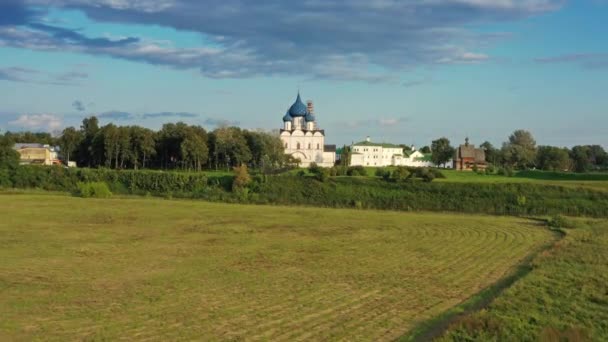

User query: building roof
[305,112,315,122]
[288,92,308,117]
[14,143,46,149]
[282,110,292,122]
[324,144,336,152]
[352,140,402,149]
[455,140,486,162]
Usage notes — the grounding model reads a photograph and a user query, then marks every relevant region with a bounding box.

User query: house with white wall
[349,137,449,168]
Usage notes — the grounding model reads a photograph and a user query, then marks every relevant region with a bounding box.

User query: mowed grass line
[439,219,608,341]
[0,194,552,341]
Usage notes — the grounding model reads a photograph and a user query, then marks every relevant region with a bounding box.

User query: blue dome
[288,93,308,117]
[282,110,292,122]
[305,112,315,122]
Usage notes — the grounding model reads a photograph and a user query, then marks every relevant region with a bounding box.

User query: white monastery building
[350,137,447,168]
[280,93,336,167]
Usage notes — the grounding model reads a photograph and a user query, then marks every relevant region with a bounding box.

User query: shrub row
[3,166,608,218]
[4,166,228,195]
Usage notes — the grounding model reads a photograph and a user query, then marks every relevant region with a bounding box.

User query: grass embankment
[439,219,608,341]
[0,194,552,341]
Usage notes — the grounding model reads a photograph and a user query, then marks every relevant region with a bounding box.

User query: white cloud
[9,114,62,131]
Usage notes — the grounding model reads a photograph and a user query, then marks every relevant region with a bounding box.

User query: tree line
[3,116,291,172]
[2,122,607,173]
[427,130,607,172]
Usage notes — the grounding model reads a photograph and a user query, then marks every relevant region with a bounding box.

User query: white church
[280,93,336,167]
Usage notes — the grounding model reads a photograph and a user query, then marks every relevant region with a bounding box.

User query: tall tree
[430,137,455,167]
[214,127,251,169]
[536,146,571,171]
[58,127,82,164]
[502,129,537,169]
[117,126,132,169]
[79,116,101,167]
[180,128,209,171]
[480,141,500,165]
[130,126,156,169]
[0,134,19,170]
[419,146,432,154]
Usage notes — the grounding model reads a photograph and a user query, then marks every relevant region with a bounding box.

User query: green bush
[77,182,112,198]
[547,215,577,229]
[498,166,514,177]
[375,167,391,179]
[346,166,367,176]
[390,167,410,182]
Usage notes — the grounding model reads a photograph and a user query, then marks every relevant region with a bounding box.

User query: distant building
[349,137,443,167]
[280,92,336,167]
[13,143,61,166]
[453,138,487,171]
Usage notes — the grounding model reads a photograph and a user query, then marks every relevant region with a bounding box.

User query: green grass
[0,194,552,341]
[439,219,608,341]
[436,170,608,192]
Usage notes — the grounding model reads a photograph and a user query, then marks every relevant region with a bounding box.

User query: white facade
[349,138,449,168]
[280,93,335,167]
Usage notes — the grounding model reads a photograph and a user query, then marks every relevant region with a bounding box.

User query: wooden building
[453,138,487,171]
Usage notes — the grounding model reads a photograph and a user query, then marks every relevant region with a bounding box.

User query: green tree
[502,129,537,169]
[130,126,156,169]
[339,145,352,166]
[78,116,103,167]
[181,129,209,171]
[214,127,251,169]
[117,126,132,169]
[0,134,19,170]
[430,137,455,167]
[536,146,571,171]
[480,141,500,165]
[419,146,431,154]
[58,127,82,164]
[588,145,608,167]
[232,164,251,191]
[571,145,592,172]
[390,166,410,182]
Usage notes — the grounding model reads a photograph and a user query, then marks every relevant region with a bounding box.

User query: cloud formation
[142,112,199,119]
[204,117,239,127]
[98,111,133,120]
[72,100,85,111]
[0,66,38,82]
[0,0,563,81]
[9,113,62,131]
[535,53,608,69]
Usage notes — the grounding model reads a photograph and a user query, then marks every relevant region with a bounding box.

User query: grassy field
[355,167,608,191]
[0,194,553,341]
[440,219,608,341]
[437,170,608,191]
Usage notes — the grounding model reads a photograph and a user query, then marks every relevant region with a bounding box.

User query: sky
[0,0,607,148]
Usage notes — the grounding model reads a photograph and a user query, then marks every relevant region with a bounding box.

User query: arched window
[285,143,288,148]
[308,143,311,149]
[317,143,320,150]
[297,142,300,149]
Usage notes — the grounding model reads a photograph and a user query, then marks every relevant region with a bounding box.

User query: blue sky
[0,0,606,148]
